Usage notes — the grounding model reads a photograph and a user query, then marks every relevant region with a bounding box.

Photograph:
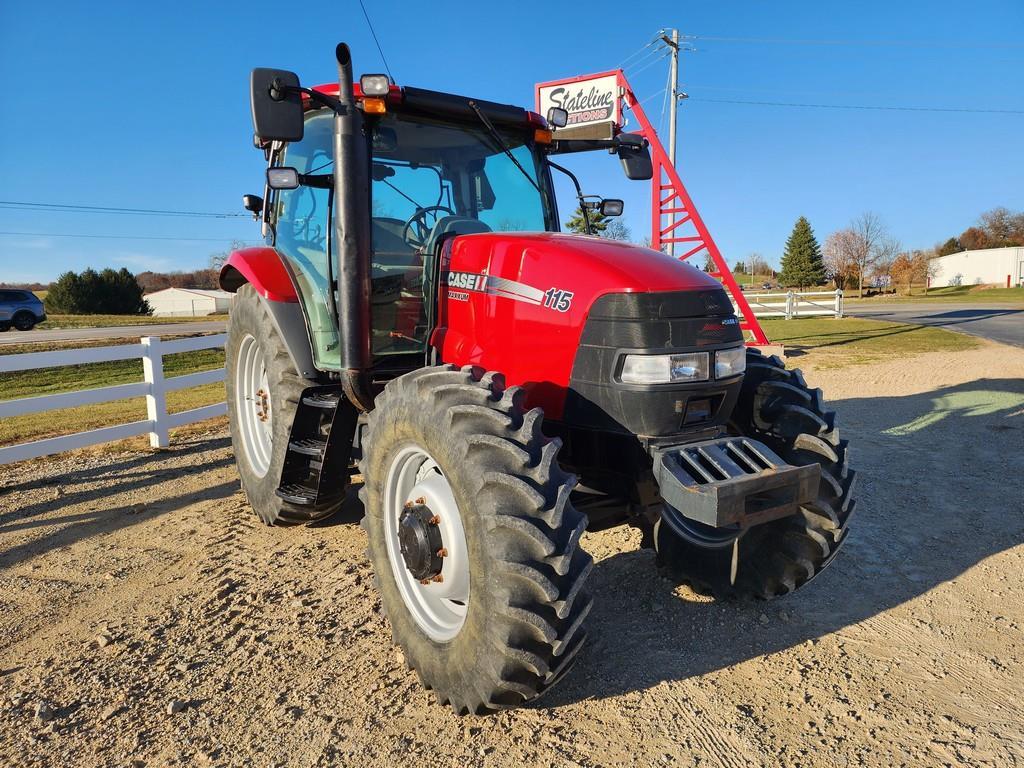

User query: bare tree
[870,236,901,294]
[823,229,859,291]
[748,252,772,277]
[849,212,889,298]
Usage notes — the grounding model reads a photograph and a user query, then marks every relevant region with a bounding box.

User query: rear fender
[220,247,318,380]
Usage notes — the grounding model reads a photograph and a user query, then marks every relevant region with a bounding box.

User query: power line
[687,97,1024,114]
[620,44,665,73]
[616,37,660,69]
[625,50,672,78]
[686,34,1024,49]
[358,0,395,82]
[0,201,248,219]
[0,231,250,243]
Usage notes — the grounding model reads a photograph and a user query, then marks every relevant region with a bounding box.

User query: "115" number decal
[542,288,574,312]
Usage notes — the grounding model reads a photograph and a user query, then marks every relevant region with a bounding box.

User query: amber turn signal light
[363,97,387,114]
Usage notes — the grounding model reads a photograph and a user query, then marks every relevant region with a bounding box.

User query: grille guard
[652,436,820,529]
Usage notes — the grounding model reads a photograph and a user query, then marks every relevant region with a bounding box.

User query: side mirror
[250,68,304,142]
[600,199,624,217]
[242,194,264,216]
[546,107,568,128]
[616,133,653,180]
[267,167,300,190]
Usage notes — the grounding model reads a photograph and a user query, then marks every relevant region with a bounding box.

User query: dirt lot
[1,342,1022,767]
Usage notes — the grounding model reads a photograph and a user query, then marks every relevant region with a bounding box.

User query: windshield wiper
[467,101,541,194]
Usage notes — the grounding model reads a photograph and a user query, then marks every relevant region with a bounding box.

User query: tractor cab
[264,84,561,374]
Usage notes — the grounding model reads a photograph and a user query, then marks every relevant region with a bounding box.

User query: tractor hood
[436,231,737,420]
[445,232,722,296]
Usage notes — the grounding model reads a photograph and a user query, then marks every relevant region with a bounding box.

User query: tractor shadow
[0,436,236,568]
[541,376,1024,707]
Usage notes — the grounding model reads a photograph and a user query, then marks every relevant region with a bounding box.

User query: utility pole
[659,29,683,256]
[661,29,680,169]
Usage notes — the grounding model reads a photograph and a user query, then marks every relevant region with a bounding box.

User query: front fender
[220,247,319,380]
[219,246,298,302]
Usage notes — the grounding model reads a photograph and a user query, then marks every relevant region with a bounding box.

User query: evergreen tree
[565,206,610,236]
[779,216,826,289]
[45,267,150,315]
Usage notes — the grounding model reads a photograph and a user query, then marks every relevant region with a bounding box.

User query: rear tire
[12,312,36,331]
[360,365,593,713]
[655,348,855,598]
[226,283,335,526]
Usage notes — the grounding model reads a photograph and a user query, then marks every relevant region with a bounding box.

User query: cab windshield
[272,107,555,370]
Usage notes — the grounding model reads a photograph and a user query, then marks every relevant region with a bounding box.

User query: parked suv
[0,290,46,331]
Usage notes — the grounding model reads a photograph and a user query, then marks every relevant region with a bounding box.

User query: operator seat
[422,216,492,254]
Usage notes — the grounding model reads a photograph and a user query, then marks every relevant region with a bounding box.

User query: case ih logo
[447,272,488,292]
[444,271,572,311]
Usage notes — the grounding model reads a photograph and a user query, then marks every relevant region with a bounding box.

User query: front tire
[655,349,856,598]
[360,365,593,713]
[12,312,36,331]
[226,283,333,525]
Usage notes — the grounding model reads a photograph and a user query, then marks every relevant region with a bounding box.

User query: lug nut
[436,547,448,558]
[403,501,413,509]
[415,497,425,505]
[431,574,444,583]
[428,515,440,525]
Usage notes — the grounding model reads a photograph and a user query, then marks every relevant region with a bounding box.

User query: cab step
[275,385,356,509]
[288,437,327,458]
[301,392,341,410]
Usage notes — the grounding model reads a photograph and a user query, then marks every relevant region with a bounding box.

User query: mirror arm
[547,159,591,235]
[273,83,345,115]
[548,138,618,156]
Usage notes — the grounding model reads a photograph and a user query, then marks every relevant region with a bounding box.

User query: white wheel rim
[383,445,470,642]
[235,333,273,478]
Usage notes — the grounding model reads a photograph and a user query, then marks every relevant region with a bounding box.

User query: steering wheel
[401,205,455,250]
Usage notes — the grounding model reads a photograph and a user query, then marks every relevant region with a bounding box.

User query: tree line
[758,206,1020,297]
[936,207,1024,255]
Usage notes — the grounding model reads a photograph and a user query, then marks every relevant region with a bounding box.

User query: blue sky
[1,0,1021,283]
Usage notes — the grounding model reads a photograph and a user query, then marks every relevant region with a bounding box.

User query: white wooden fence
[0,334,226,466]
[737,290,843,319]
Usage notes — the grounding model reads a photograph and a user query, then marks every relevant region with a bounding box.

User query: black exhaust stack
[333,43,374,410]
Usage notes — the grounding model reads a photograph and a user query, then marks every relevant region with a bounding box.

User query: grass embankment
[38,314,225,329]
[845,285,1024,305]
[760,316,980,368]
[0,336,226,448]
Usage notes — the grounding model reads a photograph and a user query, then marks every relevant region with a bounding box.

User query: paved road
[0,321,228,346]
[848,302,1023,348]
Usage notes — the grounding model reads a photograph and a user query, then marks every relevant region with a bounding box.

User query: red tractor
[220,44,855,714]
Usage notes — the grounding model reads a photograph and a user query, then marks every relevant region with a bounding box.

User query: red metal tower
[537,70,769,345]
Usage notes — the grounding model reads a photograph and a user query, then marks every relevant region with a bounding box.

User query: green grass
[38,313,224,329]
[760,316,981,368]
[0,338,225,447]
[845,285,1024,305]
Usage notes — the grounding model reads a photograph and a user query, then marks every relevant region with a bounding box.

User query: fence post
[835,289,844,318]
[141,336,169,449]
[785,291,795,320]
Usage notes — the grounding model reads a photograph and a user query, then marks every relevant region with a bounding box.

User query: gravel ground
[1,343,1022,767]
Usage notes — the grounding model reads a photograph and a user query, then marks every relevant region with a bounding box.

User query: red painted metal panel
[219,247,298,303]
[434,232,721,419]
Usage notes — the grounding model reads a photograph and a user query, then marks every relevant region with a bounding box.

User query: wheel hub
[398,502,445,582]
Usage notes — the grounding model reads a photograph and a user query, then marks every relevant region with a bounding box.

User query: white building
[930,246,1024,289]
[144,287,234,317]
